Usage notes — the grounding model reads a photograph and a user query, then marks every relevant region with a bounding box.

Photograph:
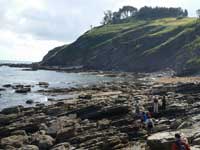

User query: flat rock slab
[147,128,200,150]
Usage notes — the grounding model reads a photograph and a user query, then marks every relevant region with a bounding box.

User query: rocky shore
[1,73,200,150]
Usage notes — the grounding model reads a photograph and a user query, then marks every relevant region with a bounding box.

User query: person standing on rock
[135,99,140,116]
[162,95,166,110]
[141,112,148,123]
[172,133,190,150]
[153,96,159,113]
[146,117,154,134]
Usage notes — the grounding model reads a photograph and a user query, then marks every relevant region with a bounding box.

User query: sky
[0,0,199,62]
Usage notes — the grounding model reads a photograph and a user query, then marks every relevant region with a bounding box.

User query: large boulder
[80,105,130,120]
[0,114,18,125]
[31,132,54,150]
[26,100,34,104]
[56,127,76,143]
[150,84,175,95]
[15,87,31,93]
[3,84,12,88]
[147,132,174,150]
[193,136,200,145]
[175,83,200,93]
[0,135,29,148]
[18,145,39,150]
[1,105,24,115]
[147,128,200,150]
[0,88,6,91]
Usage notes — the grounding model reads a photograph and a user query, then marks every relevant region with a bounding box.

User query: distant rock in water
[26,100,34,104]
[0,88,6,91]
[15,87,31,93]
[38,82,49,88]
[2,84,12,88]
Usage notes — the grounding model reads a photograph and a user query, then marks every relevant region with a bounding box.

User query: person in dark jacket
[162,95,166,110]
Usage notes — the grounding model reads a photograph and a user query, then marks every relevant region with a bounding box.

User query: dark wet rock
[150,84,175,95]
[22,108,36,116]
[157,107,186,118]
[175,83,200,93]
[0,121,39,138]
[3,84,12,88]
[0,127,12,139]
[78,94,92,99]
[48,98,55,101]
[177,120,194,129]
[26,100,34,104]
[2,145,16,150]
[170,119,183,129]
[39,82,49,85]
[56,127,76,143]
[24,85,32,88]
[153,124,170,132]
[38,82,49,88]
[45,106,67,116]
[80,105,130,120]
[1,105,24,115]
[12,84,24,89]
[0,88,6,91]
[14,122,40,134]
[15,87,31,93]
[35,103,45,107]
[193,137,200,145]
[60,105,102,118]
[0,114,18,125]
[54,101,65,107]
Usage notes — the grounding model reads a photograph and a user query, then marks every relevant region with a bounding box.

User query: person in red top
[172,133,190,150]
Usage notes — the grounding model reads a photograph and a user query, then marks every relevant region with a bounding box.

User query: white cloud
[0,0,199,62]
[0,30,65,61]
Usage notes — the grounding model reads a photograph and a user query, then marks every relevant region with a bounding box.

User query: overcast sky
[0,0,199,62]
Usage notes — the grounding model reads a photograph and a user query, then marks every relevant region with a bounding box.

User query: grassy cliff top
[85,17,196,37]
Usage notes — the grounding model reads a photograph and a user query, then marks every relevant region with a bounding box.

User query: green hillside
[40,17,200,75]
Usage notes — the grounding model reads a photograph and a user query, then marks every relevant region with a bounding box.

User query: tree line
[101,6,188,25]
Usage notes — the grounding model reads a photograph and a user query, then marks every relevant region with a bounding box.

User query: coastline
[1,70,200,149]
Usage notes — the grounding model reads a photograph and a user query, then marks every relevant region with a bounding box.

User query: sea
[0,60,113,110]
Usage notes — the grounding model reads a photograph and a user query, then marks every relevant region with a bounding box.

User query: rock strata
[1,74,200,149]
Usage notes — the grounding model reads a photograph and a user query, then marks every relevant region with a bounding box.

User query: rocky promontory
[1,74,200,149]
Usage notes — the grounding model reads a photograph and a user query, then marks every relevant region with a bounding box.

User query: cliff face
[40,18,200,75]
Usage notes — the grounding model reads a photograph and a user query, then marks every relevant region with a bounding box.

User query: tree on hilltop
[101,10,113,25]
[197,9,200,18]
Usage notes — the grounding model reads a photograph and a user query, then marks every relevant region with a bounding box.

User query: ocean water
[0,60,32,64]
[0,66,113,110]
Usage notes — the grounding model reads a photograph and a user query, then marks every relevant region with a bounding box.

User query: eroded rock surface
[1,74,200,149]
